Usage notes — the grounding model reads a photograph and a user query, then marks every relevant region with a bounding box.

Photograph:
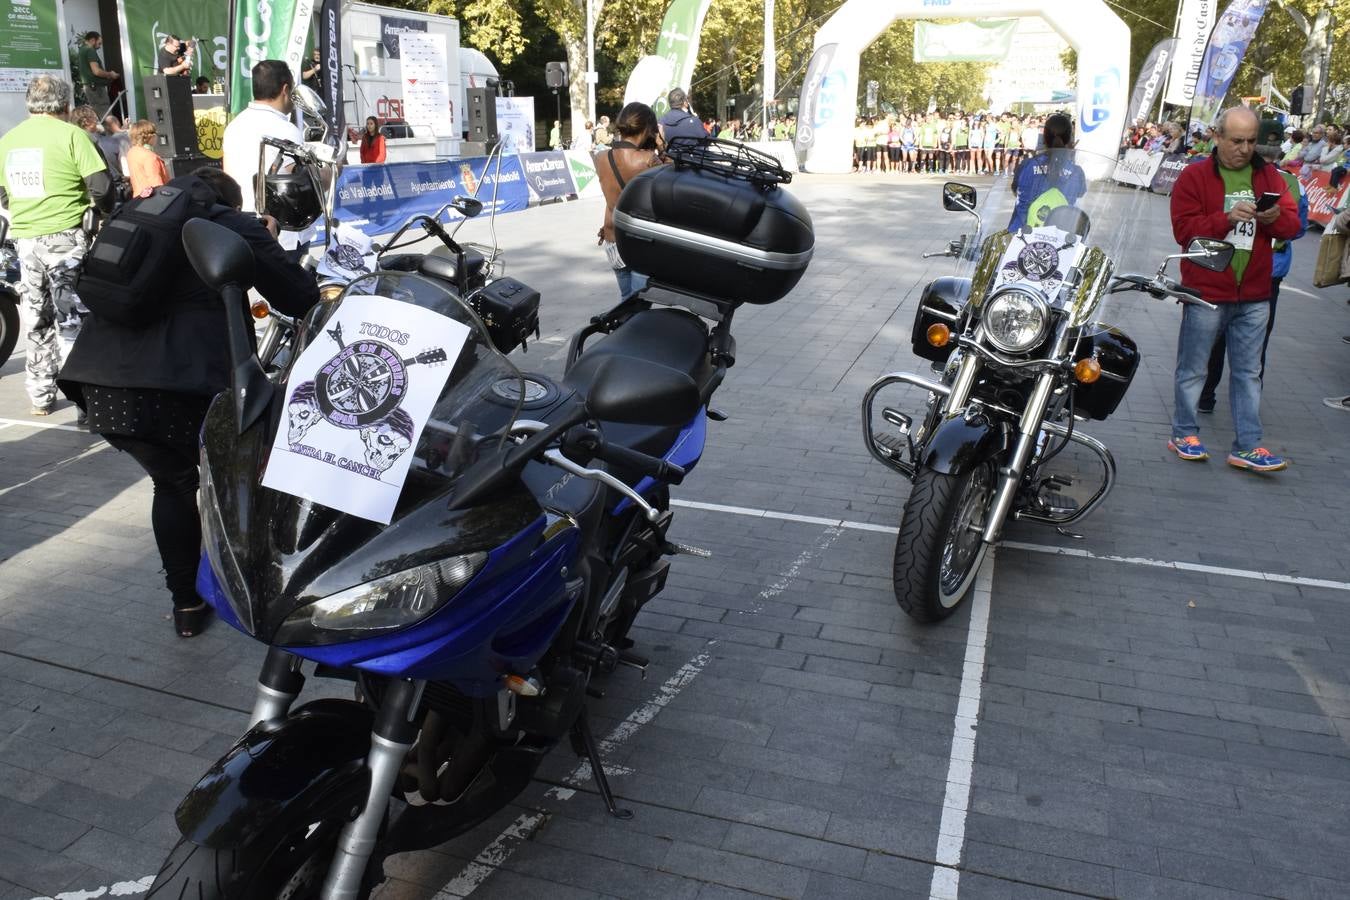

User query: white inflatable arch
[795,0,1129,173]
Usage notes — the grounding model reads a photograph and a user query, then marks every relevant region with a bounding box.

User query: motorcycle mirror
[292,83,327,119]
[1186,238,1234,273]
[452,196,485,219]
[942,182,977,213]
[182,218,256,291]
[0,216,7,245]
[582,356,701,426]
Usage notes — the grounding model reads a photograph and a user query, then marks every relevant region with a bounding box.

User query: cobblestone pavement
[2,173,1350,900]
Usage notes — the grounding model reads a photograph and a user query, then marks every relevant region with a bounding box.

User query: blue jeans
[1172,300,1270,453]
[614,267,649,301]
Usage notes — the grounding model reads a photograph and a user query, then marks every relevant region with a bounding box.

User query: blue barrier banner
[334,156,530,237]
[519,152,576,201]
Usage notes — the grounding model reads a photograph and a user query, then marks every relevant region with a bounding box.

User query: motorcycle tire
[147,818,376,900]
[0,292,18,369]
[892,463,995,623]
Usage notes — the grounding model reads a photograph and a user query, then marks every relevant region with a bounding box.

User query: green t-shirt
[920,125,937,148]
[0,116,106,238]
[952,122,967,148]
[1218,163,1255,285]
[77,45,107,86]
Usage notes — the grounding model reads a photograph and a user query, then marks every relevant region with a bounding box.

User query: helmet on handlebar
[263,170,323,229]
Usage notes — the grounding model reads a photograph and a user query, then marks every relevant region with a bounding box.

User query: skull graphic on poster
[359,409,415,473]
[287,381,322,446]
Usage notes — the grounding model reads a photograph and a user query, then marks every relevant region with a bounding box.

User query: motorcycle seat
[563,308,711,458]
[419,246,486,284]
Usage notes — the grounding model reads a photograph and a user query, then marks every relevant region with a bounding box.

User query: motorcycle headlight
[275,553,488,646]
[983,288,1050,354]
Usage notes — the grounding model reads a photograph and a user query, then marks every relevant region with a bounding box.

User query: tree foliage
[860,20,991,114]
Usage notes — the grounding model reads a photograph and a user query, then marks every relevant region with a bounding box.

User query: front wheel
[0,292,18,368]
[148,819,371,900]
[892,463,995,622]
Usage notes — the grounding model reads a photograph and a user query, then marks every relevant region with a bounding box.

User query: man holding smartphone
[1167,106,1300,473]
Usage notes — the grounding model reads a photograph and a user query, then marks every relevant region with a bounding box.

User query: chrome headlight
[983,288,1050,354]
[276,553,488,646]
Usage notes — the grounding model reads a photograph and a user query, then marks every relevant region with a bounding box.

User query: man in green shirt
[76,32,118,114]
[0,75,114,415]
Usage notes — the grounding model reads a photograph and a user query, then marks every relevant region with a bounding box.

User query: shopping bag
[1313,230,1348,288]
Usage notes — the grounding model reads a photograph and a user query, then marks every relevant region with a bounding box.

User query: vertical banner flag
[229,0,316,115]
[1128,38,1179,126]
[793,43,840,154]
[1165,0,1218,107]
[318,0,342,144]
[624,0,714,116]
[1187,0,1268,135]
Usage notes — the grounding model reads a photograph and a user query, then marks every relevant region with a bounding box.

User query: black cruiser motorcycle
[862,149,1233,621]
[149,140,812,898]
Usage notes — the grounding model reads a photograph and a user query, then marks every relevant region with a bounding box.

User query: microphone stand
[345,64,373,127]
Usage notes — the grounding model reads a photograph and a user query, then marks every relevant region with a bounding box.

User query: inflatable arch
[795,1,1130,174]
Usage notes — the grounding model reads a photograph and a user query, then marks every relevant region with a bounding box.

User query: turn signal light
[1074,358,1102,384]
[503,674,541,697]
[926,323,951,348]
[250,300,272,320]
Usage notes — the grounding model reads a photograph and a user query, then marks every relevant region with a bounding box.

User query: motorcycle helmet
[263,170,322,229]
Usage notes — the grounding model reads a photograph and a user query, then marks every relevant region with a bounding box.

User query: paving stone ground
[1,171,1349,899]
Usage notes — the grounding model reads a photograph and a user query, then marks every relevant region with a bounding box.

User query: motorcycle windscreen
[938,149,1170,335]
[199,272,541,638]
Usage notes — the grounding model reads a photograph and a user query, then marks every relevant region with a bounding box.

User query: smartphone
[1255,192,1281,212]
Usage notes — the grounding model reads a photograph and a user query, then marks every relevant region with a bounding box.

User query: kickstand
[570,707,632,819]
[1056,526,1085,540]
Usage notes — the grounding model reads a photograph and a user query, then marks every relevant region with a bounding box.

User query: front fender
[175,699,374,849]
[920,414,1009,476]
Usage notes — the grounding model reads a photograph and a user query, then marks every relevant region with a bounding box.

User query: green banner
[229,0,315,114]
[913,20,1017,64]
[122,2,228,117]
[651,0,713,116]
[0,0,62,83]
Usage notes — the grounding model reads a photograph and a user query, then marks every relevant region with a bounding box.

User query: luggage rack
[664,138,793,187]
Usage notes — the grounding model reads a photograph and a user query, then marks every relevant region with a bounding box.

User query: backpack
[77,176,218,326]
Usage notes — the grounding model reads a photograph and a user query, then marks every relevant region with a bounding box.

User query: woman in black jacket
[59,169,319,636]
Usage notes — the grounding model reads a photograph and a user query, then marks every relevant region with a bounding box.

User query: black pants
[103,434,202,608]
[1201,279,1280,406]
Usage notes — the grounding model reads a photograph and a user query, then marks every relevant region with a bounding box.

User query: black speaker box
[144,76,199,157]
[467,87,498,144]
[545,62,567,89]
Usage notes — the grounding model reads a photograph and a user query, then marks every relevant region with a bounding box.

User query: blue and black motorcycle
[149,140,813,898]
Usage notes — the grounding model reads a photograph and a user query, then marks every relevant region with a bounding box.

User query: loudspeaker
[1291,86,1307,116]
[545,62,567,89]
[467,87,497,144]
[144,75,198,157]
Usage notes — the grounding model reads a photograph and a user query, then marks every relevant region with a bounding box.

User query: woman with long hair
[595,102,664,300]
[359,116,386,163]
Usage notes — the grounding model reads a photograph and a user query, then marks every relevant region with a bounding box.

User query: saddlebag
[472,276,541,355]
[911,277,971,364]
[613,141,814,305]
[1073,326,1138,420]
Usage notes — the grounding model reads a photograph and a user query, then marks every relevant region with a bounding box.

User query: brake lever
[542,448,661,522]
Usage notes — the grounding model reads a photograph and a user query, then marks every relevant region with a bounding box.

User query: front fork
[248,648,422,900]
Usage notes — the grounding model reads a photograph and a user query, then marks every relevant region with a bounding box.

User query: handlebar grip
[596,442,686,485]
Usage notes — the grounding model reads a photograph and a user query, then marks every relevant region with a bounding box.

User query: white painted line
[928,550,996,900]
[0,415,87,433]
[669,499,1350,592]
[0,442,107,499]
[29,875,154,899]
[432,644,717,899]
[1281,285,1317,299]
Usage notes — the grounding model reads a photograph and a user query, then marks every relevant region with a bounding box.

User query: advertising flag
[793,42,840,154]
[1187,0,1268,135]
[317,0,342,145]
[228,0,316,115]
[1164,0,1219,107]
[1127,38,1179,126]
[627,0,714,116]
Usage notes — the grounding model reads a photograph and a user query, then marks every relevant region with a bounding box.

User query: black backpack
[78,176,218,326]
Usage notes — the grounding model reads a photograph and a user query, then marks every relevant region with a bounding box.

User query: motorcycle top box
[613,139,814,305]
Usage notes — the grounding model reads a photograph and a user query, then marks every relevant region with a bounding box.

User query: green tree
[861,20,991,114]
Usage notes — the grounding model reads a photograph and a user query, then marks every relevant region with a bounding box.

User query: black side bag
[473,277,540,355]
[77,180,213,326]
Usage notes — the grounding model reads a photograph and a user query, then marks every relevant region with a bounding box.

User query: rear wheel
[892,463,995,622]
[0,291,18,368]
[148,818,372,900]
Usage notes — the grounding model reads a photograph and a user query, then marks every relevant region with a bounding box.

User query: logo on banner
[1081,68,1121,133]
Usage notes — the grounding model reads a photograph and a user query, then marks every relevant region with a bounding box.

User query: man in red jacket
[1167,106,1300,472]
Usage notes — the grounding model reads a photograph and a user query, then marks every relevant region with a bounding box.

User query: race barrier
[1114,148,1164,189]
[332,150,605,238]
[1114,150,1350,218]
[1295,167,1350,228]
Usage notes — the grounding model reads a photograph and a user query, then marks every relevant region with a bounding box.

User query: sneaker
[1168,436,1209,461]
[1227,448,1287,472]
[1322,396,1350,412]
[30,405,53,417]
[1198,398,1215,414]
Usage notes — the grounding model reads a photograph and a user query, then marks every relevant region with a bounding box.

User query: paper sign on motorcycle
[262,295,471,524]
[994,227,1089,298]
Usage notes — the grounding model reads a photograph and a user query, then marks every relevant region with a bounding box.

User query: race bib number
[4,148,44,200]
[1224,190,1255,252]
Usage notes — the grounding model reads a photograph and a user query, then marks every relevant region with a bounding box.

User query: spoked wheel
[147,818,375,900]
[892,462,995,622]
